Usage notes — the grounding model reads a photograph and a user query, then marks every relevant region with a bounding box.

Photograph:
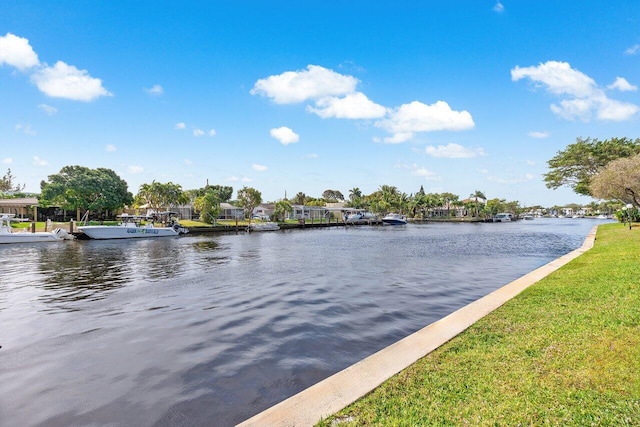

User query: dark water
[0,219,603,426]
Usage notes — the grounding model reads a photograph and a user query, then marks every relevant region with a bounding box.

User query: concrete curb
[237,226,599,427]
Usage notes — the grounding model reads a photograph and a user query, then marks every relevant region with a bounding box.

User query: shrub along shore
[318,223,639,426]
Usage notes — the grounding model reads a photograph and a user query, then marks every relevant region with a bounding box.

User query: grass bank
[318,223,640,426]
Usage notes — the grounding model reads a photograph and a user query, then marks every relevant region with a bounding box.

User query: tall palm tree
[349,187,362,201]
[469,190,486,218]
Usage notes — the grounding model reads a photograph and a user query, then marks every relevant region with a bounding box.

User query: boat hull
[381,219,407,225]
[247,222,280,232]
[381,213,407,225]
[0,232,65,244]
[78,225,179,239]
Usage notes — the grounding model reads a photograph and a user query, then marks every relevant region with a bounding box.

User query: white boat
[78,214,188,240]
[381,213,407,225]
[521,214,534,220]
[493,213,513,222]
[0,214,73,244]
[345,211,377,224]
[247,221,280,232]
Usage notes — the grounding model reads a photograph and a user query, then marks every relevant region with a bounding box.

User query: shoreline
[237,226,599,427]
[61,216,606,239]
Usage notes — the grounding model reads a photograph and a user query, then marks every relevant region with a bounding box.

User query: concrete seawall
[237,226,599,427]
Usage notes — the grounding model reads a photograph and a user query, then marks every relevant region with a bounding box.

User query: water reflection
[35,242,130,309]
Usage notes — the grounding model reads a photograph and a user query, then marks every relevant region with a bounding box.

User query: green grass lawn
[318,223,640,426]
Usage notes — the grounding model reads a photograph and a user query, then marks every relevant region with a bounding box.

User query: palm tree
[273,199,293,222]
[292,192,306,205]
[469,190,486,218]
[349,187,362,201]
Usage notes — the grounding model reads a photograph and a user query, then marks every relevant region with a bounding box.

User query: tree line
[544,136,640,219]
[2,135,636,223]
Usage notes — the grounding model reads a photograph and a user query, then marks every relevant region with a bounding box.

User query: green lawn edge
[318,223,640,426]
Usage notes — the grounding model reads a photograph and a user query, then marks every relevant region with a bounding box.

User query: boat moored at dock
[0,214,73,244]
[78,214,188,240]
[247,221,280,232]
[493,213,514,222]
[381,213,407,225]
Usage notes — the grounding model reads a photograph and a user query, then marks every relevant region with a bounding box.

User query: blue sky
[1,1,639,206]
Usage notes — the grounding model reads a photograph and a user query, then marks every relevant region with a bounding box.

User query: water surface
[0,219,602,426]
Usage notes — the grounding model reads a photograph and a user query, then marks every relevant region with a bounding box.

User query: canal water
[0,218,603,426]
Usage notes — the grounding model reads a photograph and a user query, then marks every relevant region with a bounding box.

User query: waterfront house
[253,203,275,220]
[219,202,244,220]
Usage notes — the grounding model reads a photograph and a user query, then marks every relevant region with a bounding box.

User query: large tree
[40,166,133,216]
[136,181,188,214]
[322,189,344,202]
[544,137,640,196]
[237,186,262,222]
[590,154,640,207]
[193,191,221,224]
[0,168,25,194]
[187,185,233,202]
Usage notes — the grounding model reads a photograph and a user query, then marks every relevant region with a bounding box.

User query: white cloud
[251,64,358,104]
[528,131,549,139]
[525,174,535,180]
[305,153,319,159]
[253,64,475,143]
[624,44,640,55]
[227,176,252,183]
[0,33,39,70]
[174,122,186,130]
[31,61,112,101]
[395,162,442,181]
[307,92,386,119]
[190,128,215,137]
[511,61,596,98]
[2,158,13,164]
[425,143,485,158]
[33,156,48,166]
[412,166,441,181]
[105,144,116,152]
[596,97,640,121]
[184,159,193,166]
[252,163,268,171]
[145,84,163,96]
[608,77,637,92]
[526,160,536,166]
[549,98,593,121]
[375,101,474,143]
[270,126,300,145]
[493,1,504,12]
[15,123,36,136]
[512,60,639,121]
[38,103,58,115]
[128,165,144,174]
